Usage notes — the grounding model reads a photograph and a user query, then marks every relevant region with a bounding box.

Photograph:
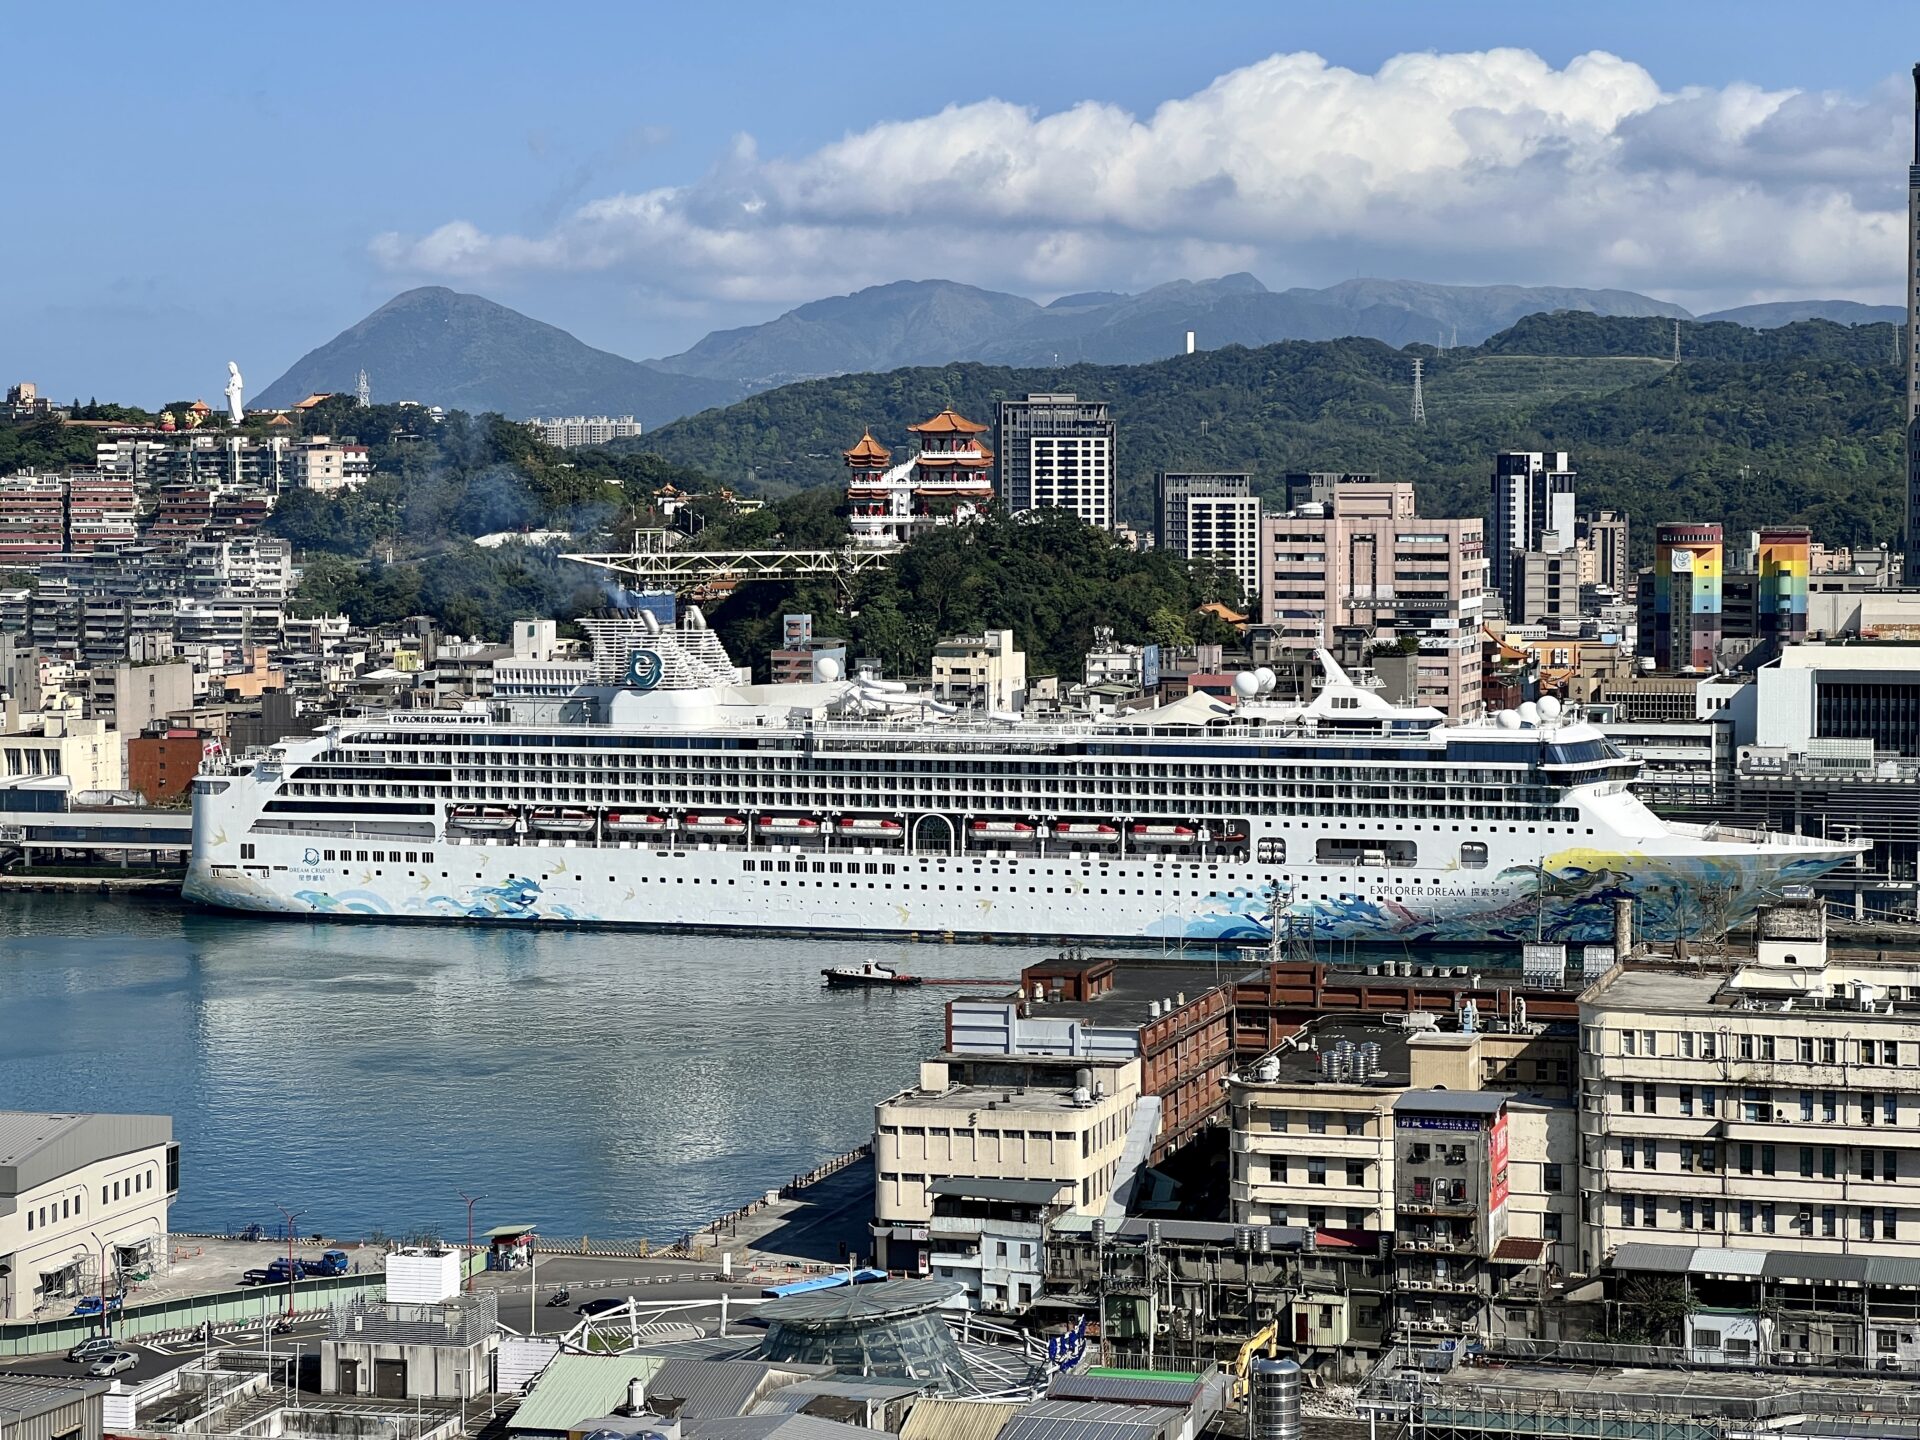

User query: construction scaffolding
[566,529,894,601]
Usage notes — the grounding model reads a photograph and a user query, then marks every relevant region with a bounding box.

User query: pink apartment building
[1257,481,1488,720]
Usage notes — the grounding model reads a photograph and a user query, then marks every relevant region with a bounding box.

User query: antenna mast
[1410,358,1426,424]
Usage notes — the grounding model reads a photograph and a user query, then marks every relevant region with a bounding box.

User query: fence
[530,1143,874,1260]
[0,1251,484,1358]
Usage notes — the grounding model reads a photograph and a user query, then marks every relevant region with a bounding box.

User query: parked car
[70,1295,123,1318]
[86,1351,138,1377]
[575,1297,627,1317]
[68,1336,118,1363]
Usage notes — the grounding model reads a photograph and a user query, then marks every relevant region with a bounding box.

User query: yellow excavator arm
[1231,1321,1281,1400]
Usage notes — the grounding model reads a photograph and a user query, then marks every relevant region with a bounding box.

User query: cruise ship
[185,612,1864,945]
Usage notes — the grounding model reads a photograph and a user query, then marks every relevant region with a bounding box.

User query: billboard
[1489,1109,1511,1215]
[1141,643,1162,691]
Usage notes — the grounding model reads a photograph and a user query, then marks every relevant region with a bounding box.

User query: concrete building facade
[1256,482,1487,719]
[1579,941,1920,1275]
[1489,453,1575,610]
[871,1053,1145,1284]
[1154,472,1250,556]
[931,629,1026,713]
[0,1111,177,1320]
[995,394,1115,530]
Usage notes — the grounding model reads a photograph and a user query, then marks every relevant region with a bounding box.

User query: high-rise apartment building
[1155,472,1260,606]
[531,415,642,448]
[1154,471,1249,553]
[1651,521,1724,671]
[1489,452,1576,609]
[1578,510,1631,597]
[1906,65,1920,583]
[1257,481,1487,719]
[995,393,1115,530]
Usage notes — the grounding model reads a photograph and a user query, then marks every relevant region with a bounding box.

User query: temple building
[845,410,994,548]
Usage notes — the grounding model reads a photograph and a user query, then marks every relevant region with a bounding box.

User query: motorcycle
[545,1288,571,1308]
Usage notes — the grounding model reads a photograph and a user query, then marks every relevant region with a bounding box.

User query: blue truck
[241,1249,349,1285]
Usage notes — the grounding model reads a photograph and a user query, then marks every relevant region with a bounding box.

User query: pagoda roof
[843,429,892,463]
[908,408,989,435]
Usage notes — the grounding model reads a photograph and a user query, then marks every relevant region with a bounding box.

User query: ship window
[1461,842,1489,868]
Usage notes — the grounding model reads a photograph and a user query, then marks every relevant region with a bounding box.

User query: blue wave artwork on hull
[290,877,599,923]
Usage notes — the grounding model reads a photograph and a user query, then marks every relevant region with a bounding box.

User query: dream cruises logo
[625,648,663,690]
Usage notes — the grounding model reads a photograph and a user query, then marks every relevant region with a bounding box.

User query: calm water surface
[0,892,1105,1243]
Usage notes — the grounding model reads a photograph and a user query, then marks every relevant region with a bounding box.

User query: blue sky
[4,0,1916,404]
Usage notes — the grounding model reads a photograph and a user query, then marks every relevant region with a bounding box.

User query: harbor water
[0,891,1102,1243]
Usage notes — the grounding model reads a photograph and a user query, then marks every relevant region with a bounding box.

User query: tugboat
[822,959,923,989]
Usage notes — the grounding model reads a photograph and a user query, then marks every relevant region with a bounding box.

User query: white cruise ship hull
[183,622,1865,948]
[182,819,1854,946]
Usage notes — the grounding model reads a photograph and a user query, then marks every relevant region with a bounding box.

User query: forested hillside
[631,314,1906,558]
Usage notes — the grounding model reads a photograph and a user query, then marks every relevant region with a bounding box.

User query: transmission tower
[355,369,372,407]
[1410,358,1426,424]
[1672,321,1681,364]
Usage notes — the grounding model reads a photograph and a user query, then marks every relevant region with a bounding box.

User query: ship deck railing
[1665,820,1858,850]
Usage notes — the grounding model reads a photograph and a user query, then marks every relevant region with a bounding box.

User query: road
[0,1315,330,1388]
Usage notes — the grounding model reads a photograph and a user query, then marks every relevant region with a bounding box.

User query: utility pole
[1410,359,1426,425]
[459,1191,485,1293]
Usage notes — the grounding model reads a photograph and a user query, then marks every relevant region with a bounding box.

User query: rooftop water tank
[1250,1357,1302,1440]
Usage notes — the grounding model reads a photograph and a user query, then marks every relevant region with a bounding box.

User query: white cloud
[370,48,1907,308]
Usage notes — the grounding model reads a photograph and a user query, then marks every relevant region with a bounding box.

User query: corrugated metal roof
[687,1416,891,1440]
[0,1376,107,1424]
[1865,1258,1920,1287]
[1609,1243,1695,1274]
[1048,1375,1202,1407]
[1489,1238,1547,1264]
[1392,1091,1508,1116]
[1687,1247,1767,1277]
[0,1112,172,1195]
[899,1398,1023,1440]
[1762,1252,1868,1284]
[998,1400,1174,1440]
[649,1360,787,1419]
[509,1355,666,1433]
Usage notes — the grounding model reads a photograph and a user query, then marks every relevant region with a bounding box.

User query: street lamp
[87,1231,112,1340]
[275,1204,302,1323]
[459,1191,485,1293]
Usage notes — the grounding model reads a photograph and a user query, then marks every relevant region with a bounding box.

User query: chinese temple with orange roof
[845,411,994,548]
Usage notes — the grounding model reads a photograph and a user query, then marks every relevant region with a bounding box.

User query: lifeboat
[1130,824,1197,846]
[531,806,596,835]
[969,821,1036,839]
[683,814,747,836]
[837,818,905,841]
[1215,829,1249,847]
[448,805,515,833]
[757,816,821,836]
[1053,822,1121,844]
[604,812,669,835]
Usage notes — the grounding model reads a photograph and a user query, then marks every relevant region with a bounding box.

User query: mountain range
[257,278,1903,427]
[254,288,736,426]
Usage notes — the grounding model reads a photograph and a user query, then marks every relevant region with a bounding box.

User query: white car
[86,1351,137,1377]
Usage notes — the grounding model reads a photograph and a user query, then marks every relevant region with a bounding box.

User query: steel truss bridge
[565,529,894,599]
